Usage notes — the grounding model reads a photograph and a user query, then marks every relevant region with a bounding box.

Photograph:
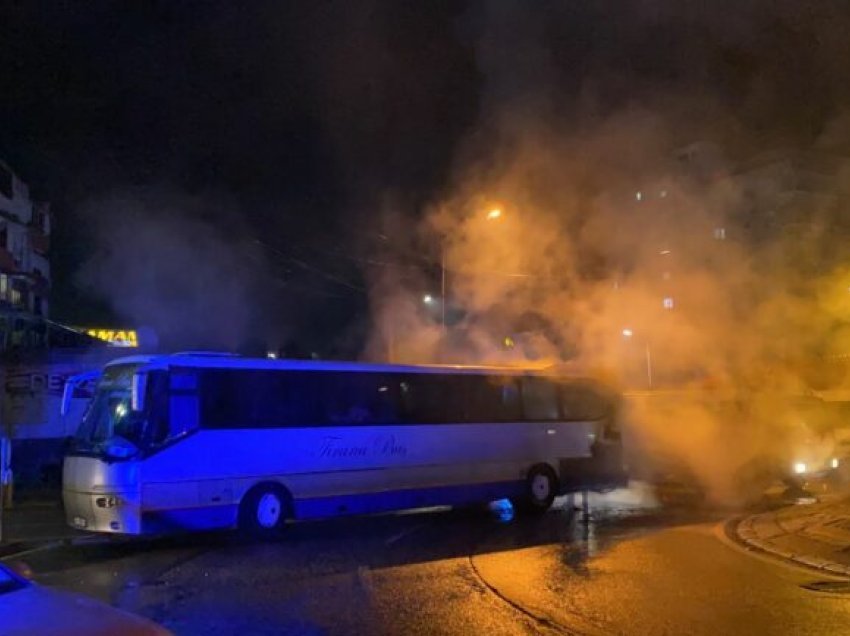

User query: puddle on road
[540,482,744,578]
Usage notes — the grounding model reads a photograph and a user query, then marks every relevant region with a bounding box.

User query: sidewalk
[0,501,84,559]
[733,496,850,576]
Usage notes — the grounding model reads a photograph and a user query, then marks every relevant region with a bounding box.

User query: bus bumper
[62,488,142,534]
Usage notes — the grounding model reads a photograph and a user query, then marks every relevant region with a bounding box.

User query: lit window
[713,227,726,240]
[663,297,674,309]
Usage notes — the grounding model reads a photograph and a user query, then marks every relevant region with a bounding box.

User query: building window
[10,288,22,306]
[713,227,726,240]
[0,274,7,301]
[0,165,12,200]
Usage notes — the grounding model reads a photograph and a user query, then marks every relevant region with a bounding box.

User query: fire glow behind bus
[62,354,626,536]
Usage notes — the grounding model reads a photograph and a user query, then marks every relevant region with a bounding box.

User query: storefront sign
[82,328,138,347]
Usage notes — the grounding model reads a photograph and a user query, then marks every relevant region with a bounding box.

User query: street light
[423,294,434,305]
[440,207,507,330]
[621,327,653,389]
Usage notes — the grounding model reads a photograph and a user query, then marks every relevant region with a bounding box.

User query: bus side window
[463,376,521,423]
[165,369,199,442]
[321,372,398,425]
[245,372,280,426]
[141,371,169,446]
[521,377,559,421]
[370,376,399,423]
[278,372,321,426]
[398,374,447,424]
[561,384,608,421]
[198,370,228,428]
[494,377,521,421]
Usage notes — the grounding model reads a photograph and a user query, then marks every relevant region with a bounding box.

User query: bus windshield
[73,364,146,455]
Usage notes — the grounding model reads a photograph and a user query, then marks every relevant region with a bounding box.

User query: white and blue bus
[62,354,626,536]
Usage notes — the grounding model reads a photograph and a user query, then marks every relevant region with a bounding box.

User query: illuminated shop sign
[83,328,138,348]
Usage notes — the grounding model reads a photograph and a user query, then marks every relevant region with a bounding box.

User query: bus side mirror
[131,371,147,412]
[60,371,101,417]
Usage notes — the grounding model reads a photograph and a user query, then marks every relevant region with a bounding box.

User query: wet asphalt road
[15,488,850,635]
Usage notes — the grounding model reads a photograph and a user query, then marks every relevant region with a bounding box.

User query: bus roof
[103,353,580,377]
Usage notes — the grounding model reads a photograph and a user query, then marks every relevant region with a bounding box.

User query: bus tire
[238,483,291,539]
[512,464,558,515]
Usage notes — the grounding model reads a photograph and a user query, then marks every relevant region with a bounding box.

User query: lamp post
[440,207,504,331]
[622,328,653,389]
[440,250,446,331]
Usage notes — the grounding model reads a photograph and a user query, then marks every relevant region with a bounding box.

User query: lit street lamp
[440,206,505,330]
[622,328,653,389]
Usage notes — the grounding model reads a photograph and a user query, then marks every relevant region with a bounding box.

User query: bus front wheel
[239,483,291,538]
[512,464,558,515]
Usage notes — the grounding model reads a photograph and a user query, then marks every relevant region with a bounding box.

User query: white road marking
[385,524,424,546]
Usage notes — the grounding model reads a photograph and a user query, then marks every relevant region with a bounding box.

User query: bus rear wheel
[512,464,558,515]
[239,483,291,539]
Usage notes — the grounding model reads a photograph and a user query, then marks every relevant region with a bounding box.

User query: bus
[62,354,626,536]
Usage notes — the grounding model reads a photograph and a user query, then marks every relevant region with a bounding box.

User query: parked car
[0,562,170,635]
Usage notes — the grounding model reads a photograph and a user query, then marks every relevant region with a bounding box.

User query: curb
[726,514,850,578]
[0,533,109,561]
[0,539,65,561]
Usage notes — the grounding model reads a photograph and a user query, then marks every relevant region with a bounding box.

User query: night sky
[2,1,850,352]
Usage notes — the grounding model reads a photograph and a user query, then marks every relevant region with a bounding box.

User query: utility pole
[440,246,447,331]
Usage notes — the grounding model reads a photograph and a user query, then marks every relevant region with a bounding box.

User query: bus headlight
[832,458,840,469]
[793,462,807,475]
[95,496,120,508]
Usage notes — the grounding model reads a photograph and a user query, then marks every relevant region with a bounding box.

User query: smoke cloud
[75,191,273,352]
[363,0,850,504]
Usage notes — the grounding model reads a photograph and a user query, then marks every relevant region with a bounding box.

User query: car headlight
[793,462,807,475]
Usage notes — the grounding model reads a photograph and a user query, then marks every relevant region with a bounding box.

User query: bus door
[165,368,232,520]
